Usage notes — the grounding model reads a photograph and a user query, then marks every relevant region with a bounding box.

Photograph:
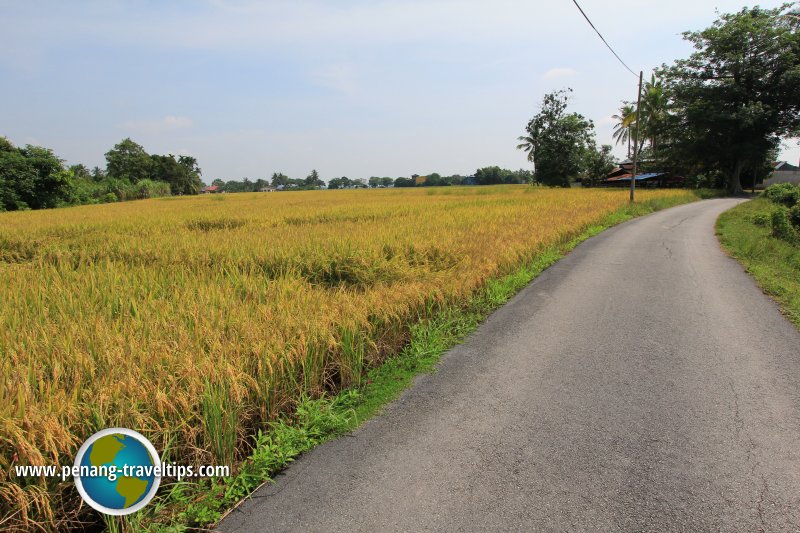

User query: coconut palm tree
[614,75,667,162]
[611,104,636,158]
[638,74,667,159]
[516,135,536,165]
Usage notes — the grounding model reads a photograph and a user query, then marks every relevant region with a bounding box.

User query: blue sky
[1,0,797,183]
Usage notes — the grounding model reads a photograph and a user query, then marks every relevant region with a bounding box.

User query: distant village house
[765,161,800,187]
[600,160,684,188]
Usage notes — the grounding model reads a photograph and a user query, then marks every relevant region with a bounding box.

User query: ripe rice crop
[0,185,696,528]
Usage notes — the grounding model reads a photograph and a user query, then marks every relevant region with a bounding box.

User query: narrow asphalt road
[219,198,800,532]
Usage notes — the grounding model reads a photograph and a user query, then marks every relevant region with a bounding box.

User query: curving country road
[219,198,800,532]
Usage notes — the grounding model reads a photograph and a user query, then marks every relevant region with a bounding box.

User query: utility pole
[630,70,643,203]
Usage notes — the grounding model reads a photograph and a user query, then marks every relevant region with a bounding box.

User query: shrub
[789,204,800,231]
[751,212,771,227]
[133,179,172,199]
[102,192,117,203]
[69,177,106,205]
[102,177,136,201]
[771,207,797,242]
[764,183,800,207]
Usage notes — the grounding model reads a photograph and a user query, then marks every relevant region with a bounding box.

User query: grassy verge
[717,197,800,328]
[109,190,717,532]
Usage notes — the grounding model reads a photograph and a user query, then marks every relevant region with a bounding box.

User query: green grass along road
[717,197,800,329]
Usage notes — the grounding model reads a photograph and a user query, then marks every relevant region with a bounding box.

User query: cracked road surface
[219,198,800,532]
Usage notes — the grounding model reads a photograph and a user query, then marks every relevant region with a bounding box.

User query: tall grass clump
[0,185,701,529]
[201,381,240,467]
[132,180,172,200]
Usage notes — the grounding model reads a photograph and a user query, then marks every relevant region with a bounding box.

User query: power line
[570,0,638,77]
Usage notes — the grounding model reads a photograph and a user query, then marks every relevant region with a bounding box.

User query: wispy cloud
[543,67,577,80]
[119,115,194,134]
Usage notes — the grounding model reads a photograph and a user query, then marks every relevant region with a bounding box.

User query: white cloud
[119,115,194,134]
[543,67,577,80]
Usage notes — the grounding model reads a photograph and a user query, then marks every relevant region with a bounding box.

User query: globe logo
[73,428,161,515]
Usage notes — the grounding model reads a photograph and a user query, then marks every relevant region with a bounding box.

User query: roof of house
[774,161,799,171]
[606,172,666,182]
[202,185,220,191]
[607,167,630,178]
[618,158,654,166]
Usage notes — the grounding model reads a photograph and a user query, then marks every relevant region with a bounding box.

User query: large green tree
[305,169,324,188]
[519,89,595,187]
[0,138,72,210]
[105,138,152,183]
[582,144,617,187]
[18,146,70,209]
[328,176,354,189]
[0,137,30,210]
[659,4,800,193]
[150,154,203,195]
[270,172,289,187]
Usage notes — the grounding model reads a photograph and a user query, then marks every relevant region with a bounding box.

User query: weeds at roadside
[717,197,800,328]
